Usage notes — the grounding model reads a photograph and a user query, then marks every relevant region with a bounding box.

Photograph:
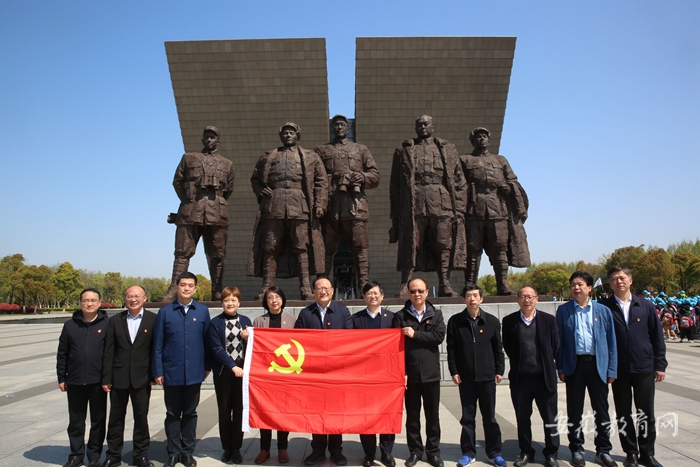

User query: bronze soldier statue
[389,115,466,298]
[315,115,380,293]
[247,122,328,300]
[460,127,530,295]
[163,126,234,302]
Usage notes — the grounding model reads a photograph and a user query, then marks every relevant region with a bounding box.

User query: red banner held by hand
[243,327,405,435]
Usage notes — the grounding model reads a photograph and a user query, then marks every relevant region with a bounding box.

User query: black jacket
[502,310,559,392]
[392,300,445,383]
[600,294,667,374]
[294,301,352,329]
[447,308,505,382]
[352,307,395,329]
[57,310,110,385]
[101,309,156,389]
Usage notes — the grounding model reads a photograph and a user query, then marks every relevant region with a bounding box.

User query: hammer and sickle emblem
[268,339,305,374]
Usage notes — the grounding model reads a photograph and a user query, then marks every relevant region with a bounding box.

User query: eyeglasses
[409,289,426,294]
[81,299,100,304]
[518,295,537,301]
[315,287,332,292]
[125,295,144,300]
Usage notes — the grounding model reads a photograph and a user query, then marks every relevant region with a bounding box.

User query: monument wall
[165,37,516,299]
[165,39,330,299]
[355,36,516,295]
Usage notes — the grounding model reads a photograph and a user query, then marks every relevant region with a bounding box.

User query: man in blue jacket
[57,288,110,467]
[152,272,211,467]
[600,267,666,467]
[556,271,617,467]
[295,277,352,466]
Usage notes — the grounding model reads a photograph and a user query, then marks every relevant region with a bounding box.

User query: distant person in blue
[600,267,666,467]
[555,271,617,467]
[57,288,110,467]
[206,286,251,465]
[152,272,211,467]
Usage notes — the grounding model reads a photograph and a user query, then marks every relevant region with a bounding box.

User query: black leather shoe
[623,454,639,467]
[231,450,243,464]
[164,456,180,467]
[595,453,617,467]
[381,453,396,467]
[572,451,586,467]
[221,450,232,463]
[638,456,662,467]
[64,456,84,467]
[132,458,154,467]
[181,455,197,467]
[545,458,559,467]
[305,451,326,466]
[100,460,120,467]
[363,455,375,467]
[405,454,421,467]
[331,452,348,466]
[427,455,444,467]
[514,454,530,467]
[89,459,102,467]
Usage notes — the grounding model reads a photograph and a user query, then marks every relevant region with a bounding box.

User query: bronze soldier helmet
[203,125,221,137]
[469,127,490,144]
[331,114,349,125]
[279,122,301,141]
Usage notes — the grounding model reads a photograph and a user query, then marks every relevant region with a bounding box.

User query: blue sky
[1,0,698,278]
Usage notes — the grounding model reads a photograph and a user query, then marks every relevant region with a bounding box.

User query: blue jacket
[152,300,211,386]
[599,294,667,374]
[294,301,352,329]
[555,300,618,382]
[206,312,252,376]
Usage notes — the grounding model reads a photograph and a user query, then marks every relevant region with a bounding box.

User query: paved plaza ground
[1,316,699,467]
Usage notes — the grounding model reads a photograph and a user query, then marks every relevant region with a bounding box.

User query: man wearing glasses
[57,288,110,467]
[295,277,352,466]
[100,286,157,467]
[446,284,505,467]
[502,286,560,467]
[392,278,446,467]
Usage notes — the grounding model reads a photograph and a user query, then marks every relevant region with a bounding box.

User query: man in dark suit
[502,286,560,467]
[600,267,667,467]
[393,278,446,467]
[556,271,617,467]
[295,277,352,466]
[447,284,505,467]
[101,286,156,467]
[152,272,211,467]
[352,281,396,467]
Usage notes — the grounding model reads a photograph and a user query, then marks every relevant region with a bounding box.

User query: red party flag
[243,327,405,434]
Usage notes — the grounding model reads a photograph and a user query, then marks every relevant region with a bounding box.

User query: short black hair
[312,277,334,290]
[80,288,101,300]
[461,283,483,297]
[176,271,198,286]
[569,271,594,287]
[607,266,633,281]
[362,281,383,296]
[517,285,539,297]
[262,286,287,311]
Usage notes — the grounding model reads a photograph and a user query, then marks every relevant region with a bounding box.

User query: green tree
[634,248,675,294]
[52,262,84,308]
[529,266,570,298]
[193,274,212,302]
[477,274,497,296]
[603,245,645,274]
[103,272,124,304]
[0,253,26,303]
[667,238,700,256]
[142,277,169,302]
